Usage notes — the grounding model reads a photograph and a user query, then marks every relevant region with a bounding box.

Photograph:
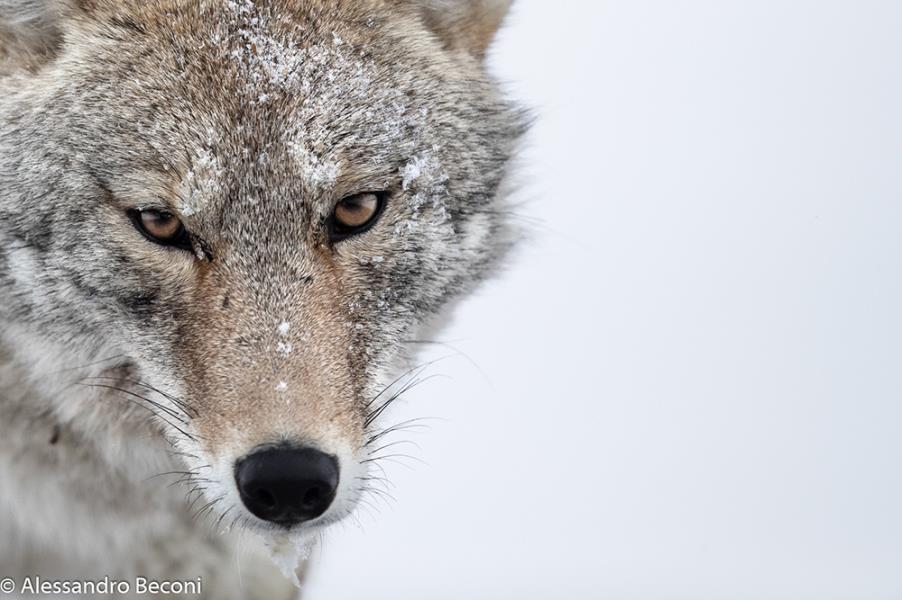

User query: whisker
[357,485,397,506]
[364,373,446,429]
[77,383,199,442]
[216,506,236,531]
[363,356,450,411]
[81,376,197,418]
[366,439,423,457]
[355,475,396,491]
[144,467,211,483]
[78,382,189,424]
[192,496,224,523]
[51,353,128,374]
[401,340,492,385]
[363,416,439,447]
[361,453,428,468]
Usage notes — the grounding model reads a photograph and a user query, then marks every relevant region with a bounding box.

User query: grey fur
[0,0,525,595]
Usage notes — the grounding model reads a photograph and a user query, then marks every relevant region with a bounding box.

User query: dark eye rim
[126,208,193,252]
[329,191,388,243]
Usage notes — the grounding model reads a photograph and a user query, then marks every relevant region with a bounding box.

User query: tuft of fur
[0,0,526,596]
[417,0,512,58]
[0,0,64,74]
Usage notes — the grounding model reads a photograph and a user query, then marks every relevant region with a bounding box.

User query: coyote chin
[0,0,524,596]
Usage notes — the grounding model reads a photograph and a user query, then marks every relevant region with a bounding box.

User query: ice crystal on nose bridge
[274,322,293,356]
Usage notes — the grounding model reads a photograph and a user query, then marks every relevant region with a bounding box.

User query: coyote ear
[0,0,84,74]
[416,0,512,60]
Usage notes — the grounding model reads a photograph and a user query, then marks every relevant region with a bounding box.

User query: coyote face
[0,0,523,554]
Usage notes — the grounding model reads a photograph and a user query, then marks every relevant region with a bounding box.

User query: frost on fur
[263,532,315,590]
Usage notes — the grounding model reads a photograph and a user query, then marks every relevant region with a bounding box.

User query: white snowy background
[305,2,902,599]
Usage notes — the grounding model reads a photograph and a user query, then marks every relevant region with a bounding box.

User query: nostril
[302,486,323,510]
[251,487,277,509]
[235,446,340,527]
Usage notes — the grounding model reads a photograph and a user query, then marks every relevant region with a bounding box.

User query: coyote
[0,0,524,597]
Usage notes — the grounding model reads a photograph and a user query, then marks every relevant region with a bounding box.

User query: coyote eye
[128,209,191,250]
[330,192,385,242]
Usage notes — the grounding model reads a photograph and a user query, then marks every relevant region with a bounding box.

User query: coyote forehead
[0,0,525,577]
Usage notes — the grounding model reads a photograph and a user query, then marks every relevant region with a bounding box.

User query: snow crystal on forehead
[277,321,290,336]
[221,0,441,207]
[178,147,224,217]
[224,1,374,102]
[298,152,339,189]
[227,0,305,92]
[279,41,385,191]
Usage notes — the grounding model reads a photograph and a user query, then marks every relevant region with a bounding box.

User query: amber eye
[330,192,386,242]
[128,209,191,250]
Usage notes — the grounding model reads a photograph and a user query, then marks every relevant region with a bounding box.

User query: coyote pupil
[0,0,525,596]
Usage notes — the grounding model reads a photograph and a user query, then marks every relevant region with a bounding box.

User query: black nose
[235,446,339,527]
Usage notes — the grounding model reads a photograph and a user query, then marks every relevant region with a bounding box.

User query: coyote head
[0,0,523,553]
